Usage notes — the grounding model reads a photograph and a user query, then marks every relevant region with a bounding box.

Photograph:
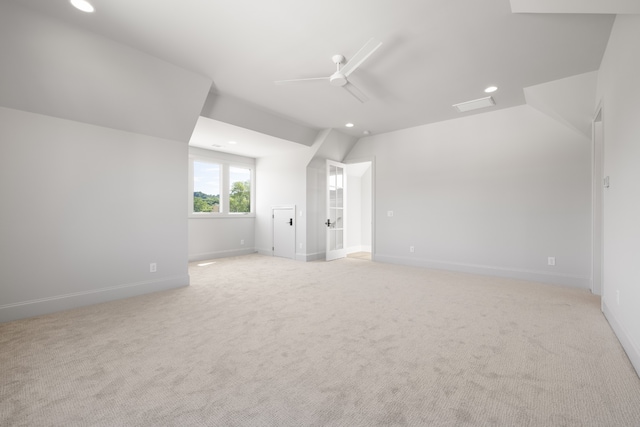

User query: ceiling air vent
[452,96,495,113]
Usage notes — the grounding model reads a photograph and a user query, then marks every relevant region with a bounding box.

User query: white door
[326,160,347,261]
[273,207,295,259]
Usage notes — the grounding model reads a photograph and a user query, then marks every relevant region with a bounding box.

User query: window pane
[229,167,251,213]
[193,161,221,213]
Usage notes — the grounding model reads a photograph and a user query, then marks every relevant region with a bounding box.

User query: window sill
[189,213,256,219]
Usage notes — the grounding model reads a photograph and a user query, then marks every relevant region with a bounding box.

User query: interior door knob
[289,218,293,226]
[325,219,331,227]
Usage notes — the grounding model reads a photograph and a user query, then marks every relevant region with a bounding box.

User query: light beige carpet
[1,254,640,426]
[347,251,372,261]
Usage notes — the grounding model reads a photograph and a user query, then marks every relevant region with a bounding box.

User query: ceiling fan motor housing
[330,73,348,86]
[330,54,347,86]
[274,40,382,102]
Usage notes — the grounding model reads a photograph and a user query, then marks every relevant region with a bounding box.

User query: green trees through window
[191,160,252,215]
[229,167,251,213]
[193,161,221,213]
[194,191,220,212]
[229,181,250,213]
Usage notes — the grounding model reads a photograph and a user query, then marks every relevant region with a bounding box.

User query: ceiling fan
[275,38,382,103]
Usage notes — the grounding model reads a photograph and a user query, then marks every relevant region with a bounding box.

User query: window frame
[189,155,255,219]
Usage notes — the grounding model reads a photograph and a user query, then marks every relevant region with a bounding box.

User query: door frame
[344,156,376,261]
[592,101,604,297]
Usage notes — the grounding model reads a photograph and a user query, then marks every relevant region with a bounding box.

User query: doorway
[346,161,373,260]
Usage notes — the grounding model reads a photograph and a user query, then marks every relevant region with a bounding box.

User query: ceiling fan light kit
[275,38,382,103]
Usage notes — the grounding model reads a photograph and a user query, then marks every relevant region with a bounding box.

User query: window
[193,161,221,213]
[189,156,254,217]
[229,166,251,213]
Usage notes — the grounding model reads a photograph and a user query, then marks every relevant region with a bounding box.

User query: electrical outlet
[150,262,157,273]
[240,239,244,245]
[616,290,620,305]
[548,257,555,266]
[410,246,415,253]
[299,243,303,249]
[387,211,394,217]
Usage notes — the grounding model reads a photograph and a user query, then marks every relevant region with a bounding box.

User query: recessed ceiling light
[228,141,237,145]
[484,86,498,93]
[70,0,95,13]
[345,123,355,128]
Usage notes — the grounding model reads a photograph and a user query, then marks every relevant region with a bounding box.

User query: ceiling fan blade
[341,38,383,77]
[274,77,329,85]
[343,82,369,103]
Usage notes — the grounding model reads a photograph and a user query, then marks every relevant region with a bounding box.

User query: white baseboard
[0,275,189,323]
[347,245,372,254]
[603,301,640,379]
[374,254,590,289]
[188,248,256,262]
[297,252,325,262]
[254,250,323,262]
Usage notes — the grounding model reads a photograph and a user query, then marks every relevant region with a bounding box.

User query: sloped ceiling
[4,0,616,144]
[524,72,598,138]
[510,0,640,14]
[189,116,308,158]
[200,92,318,147]
[0,2,212,143]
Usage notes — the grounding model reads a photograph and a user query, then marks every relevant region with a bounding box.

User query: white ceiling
[9,0,623,156]
[510,0,640,14]
[190,116,306,158]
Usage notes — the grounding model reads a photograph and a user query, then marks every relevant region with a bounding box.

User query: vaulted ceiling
[3,0,636,156]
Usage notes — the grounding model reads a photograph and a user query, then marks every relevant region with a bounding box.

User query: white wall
[0,2,210,323]
[189,217,255,261]
[346,104,592,287]
[188,147,256,261]
[595,14,640,375]
[255,145,314,259]
[0,107,190,322]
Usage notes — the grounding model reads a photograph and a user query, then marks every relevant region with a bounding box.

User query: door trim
[591,101,604,297]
